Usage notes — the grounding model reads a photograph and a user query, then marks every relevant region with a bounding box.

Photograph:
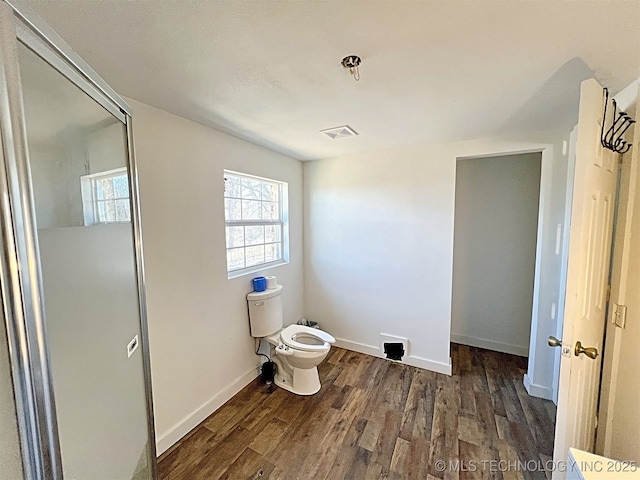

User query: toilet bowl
[247,285,335,395]
[280,324,335,366]
[266,324,335,395]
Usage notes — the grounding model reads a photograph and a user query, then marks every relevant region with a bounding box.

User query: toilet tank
[247,285,283,337]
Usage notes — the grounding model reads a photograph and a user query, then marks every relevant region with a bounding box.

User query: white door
[552,78,618,478]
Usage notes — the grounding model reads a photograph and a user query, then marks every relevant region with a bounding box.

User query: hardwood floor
[158,344,556,480]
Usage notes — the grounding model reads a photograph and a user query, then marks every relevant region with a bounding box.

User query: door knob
[548,336,562,347]
[574,341,598,359]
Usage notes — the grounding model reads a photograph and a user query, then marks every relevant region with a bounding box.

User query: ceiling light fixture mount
[341,55,361,81]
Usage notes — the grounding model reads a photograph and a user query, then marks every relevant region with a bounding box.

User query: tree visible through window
[224,171,288,275]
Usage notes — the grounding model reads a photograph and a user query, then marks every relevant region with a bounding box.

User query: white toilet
[247,285,335,395]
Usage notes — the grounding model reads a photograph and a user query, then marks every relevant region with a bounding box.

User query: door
[552,78,618,477]
[13,23,154,480]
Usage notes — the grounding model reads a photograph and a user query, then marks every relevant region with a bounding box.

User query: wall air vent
[320,125,358,139]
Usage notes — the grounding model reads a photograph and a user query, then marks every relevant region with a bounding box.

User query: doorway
[451,152,542,357]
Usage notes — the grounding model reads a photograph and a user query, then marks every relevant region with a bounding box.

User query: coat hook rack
[601,87,635,154]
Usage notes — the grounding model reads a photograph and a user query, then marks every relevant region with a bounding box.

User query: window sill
[227,260,288,280]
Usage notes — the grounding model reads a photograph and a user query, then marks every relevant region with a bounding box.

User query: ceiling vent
[320,125,358,139]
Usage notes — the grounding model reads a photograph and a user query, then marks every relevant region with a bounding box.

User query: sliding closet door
[17,41,152,480]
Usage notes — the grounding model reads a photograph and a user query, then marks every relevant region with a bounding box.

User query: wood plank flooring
[158,344,556,480]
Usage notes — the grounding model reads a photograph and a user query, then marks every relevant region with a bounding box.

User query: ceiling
[14,0,640,161]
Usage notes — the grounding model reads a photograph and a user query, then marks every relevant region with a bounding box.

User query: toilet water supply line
[255,338,270,362]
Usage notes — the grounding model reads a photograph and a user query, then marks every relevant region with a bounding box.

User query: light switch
[614,304,627,329]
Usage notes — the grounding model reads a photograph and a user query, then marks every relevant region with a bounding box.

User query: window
[80,168,131,225]
[224,170,289,276]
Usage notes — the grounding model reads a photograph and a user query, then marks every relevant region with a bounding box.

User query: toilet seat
[280,324,335,352]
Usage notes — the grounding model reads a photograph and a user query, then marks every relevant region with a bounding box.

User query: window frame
[80,167,131,226]
[224,170,289,278]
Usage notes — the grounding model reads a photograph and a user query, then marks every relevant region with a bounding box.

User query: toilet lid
[280,324,335,352]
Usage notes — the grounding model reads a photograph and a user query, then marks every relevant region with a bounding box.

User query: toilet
[247,285,335,395]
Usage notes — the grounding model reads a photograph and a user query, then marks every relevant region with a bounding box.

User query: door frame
[595,109,639,456]
[551,126,578,406]
[450,137,569,404]
[451,150,544,358]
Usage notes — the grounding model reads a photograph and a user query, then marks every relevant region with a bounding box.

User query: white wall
[303,147,454,373]
[452,153,542,356]
[28,121,123,230]
[87,121,126,172]
[29,142,85,228]
[304,131,568,383]
[607,136,640,462]
[129,100,304,455]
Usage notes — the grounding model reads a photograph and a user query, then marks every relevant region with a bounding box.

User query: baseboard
[334,338,452,376]
[523,373,553,401]
[450,334,529,357]
[334,338,379,357]
[155,366,258,456]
